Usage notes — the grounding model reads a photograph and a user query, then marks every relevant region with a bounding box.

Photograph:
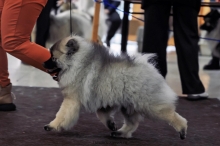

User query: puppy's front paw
[44,122,62,132]
[107,120,117,131]
[44,124,53,131]
[179,129,187,140]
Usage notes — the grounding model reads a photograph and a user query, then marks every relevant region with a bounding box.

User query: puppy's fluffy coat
[43,36,187,139]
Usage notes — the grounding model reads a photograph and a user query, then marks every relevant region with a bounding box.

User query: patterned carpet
[0,86,220,146]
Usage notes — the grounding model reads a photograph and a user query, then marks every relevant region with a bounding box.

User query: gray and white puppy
[43,36,188,139]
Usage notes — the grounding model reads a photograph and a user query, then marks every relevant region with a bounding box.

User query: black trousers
[142,2,205,94]
[106,11,121,43]
[35,0,58,47]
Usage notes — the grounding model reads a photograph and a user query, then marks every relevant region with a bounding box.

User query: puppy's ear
[66,39,79,55]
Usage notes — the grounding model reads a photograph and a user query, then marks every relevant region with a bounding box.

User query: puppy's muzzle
[43,57,61,74]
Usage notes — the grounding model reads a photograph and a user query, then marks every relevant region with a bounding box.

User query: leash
[69,0,73,36]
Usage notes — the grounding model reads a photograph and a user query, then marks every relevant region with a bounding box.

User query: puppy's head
[43,36,81,73]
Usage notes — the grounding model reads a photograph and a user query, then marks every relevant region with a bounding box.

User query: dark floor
[0,86,220,146]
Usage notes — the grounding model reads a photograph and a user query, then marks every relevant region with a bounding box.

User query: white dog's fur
[47,0,107,46]
[48,10,92,44]
[44,36,187,139]
[31,0,107,47]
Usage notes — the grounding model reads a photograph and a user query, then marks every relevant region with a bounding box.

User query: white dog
[43,36,188,139]
[47,0,107,46]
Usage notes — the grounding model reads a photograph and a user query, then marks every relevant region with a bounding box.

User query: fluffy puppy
[43,36,188,139]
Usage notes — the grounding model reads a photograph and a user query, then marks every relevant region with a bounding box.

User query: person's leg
[0,42,13,111]
[36,0,54,47]
[52,0,59,15]
[106,11,121,47]
[1,0,50,72]
[0,0,15,111]
[0,48,9,87]
[0,46,15,111]
[0,0,10,88]
[173,3,206,95]
[142,4,171,78]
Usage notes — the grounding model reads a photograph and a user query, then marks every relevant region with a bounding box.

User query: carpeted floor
[0,86,220,146]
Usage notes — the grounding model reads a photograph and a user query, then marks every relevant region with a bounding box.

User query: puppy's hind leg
[44,97,81,132]
[111,107,142,138]
[152,105,188,140]
[96,106,117,131]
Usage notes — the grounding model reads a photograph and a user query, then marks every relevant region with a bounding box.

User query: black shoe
[203,63,220,70]
[0,103,16,111]
[203,59,220,70]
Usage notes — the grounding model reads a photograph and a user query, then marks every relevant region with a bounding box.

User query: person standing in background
[141,0,208,100]
[103,0,121,47]
[35,0,58,47]
[203,0,220,70]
